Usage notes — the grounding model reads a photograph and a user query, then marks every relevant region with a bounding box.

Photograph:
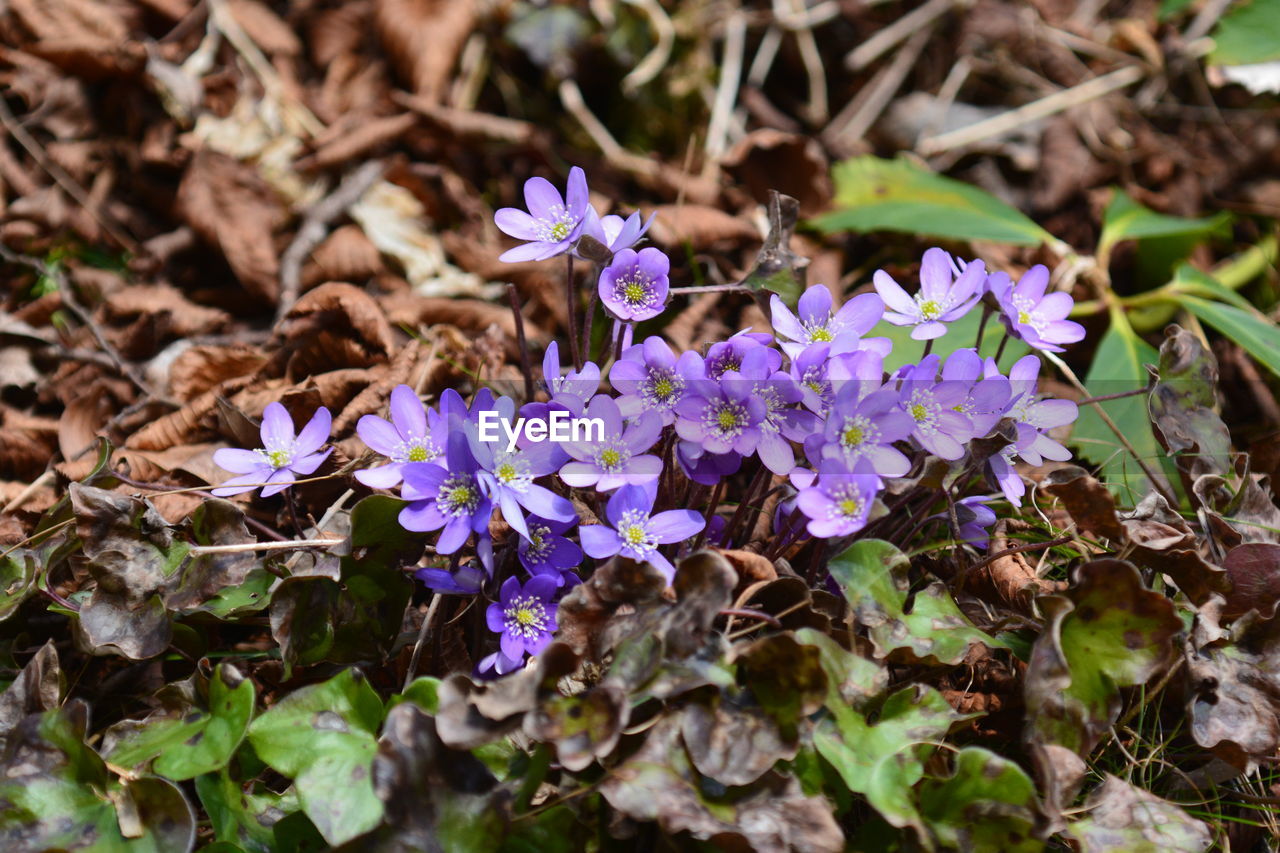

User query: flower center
[497,462,518,482]
[809,326,833,342]
[616,275,655,307]
[843,424,864,446]
[438,475,481,517]
[837,415,877,455]
[525,525,549,560]
[828,484,867,523]
[265,449,291,468]
[708,400,748,437]
[910,403,930,421]
[708,355,740,379]
[906,391,940,434]
[617,509,657,554]
[504,594,549,638]
[407,445,430,462]
[1017,310,1031,325]
[537,204,576,243]
[837,497,863,517]
[918,299,942,320]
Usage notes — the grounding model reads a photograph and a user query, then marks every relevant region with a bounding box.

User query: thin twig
[403,593,443,691]
[823,26,934,151]
[965,535,1074,577]
[507,284,535,401]
[719,608,783,628]
[844,0,960,71]
[703,9,747,173]
[188,538,345,555]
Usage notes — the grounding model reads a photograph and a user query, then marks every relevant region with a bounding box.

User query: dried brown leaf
[647,204,759,249]
[373,0,476,103]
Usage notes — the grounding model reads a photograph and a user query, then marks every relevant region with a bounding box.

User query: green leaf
[814,156,1054,246]
[1066,775,1212,852]
[827,539,1007,664]
[918,747,1043,852]
[814,684,972,835]
[1210,0,1280,64]
[246,668,385,846]
[0,548,37,622]
[196,768,321,853]
[1098,189,1229,259]
[1181,295,1280,378]
[102,663,255,780]
[1167,263,1255,312]
[1069,317,1169,503]
[392,676,442,714]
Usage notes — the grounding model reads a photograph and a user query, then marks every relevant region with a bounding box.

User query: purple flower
[805,383,912,477]
[940,349,1012,438]
[486,575,558,661]
[676,443,743,486]
[474,449,574,540]
[599,247,670,322]
[796,457,881,538]
[896,358,974,460]
[579,484,705,582]
[769,285,888,359]
[400,432,493,557]
[559,395,663,491]
[675,358,767,456]
[703,330,779,380]
[988,447,1025,506]
[789,345,885,416]
[928,495,997,547]
[732,348,817,475]
[355,385,444,489]
[518,515,584,583]
[989,265,1086,353]
[1004,355,1079,465]
[494,167,589,262]
[416,562,486,595]
[213,402,332,497]
[477,650,524,678]
[610,336,701,425]
[541,341,600,416]
[578,206,654,256]
[874,248,985,340]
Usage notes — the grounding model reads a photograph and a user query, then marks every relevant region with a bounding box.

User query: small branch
[719,608,783,629]
[188,538,345,556]
[965,535,1074,577]
[507,284,536,401]
[402,593,443,691]
[844,0,959,71]
[703,9,747,171]
[1077,386,1149,405]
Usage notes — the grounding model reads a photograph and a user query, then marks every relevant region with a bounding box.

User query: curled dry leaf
[102,284,230,338]
[1041,464,1126,541]
[1222,542,1280,620]
[304,224,386,288]
[168,345,268,402]
[1119,492,1228,606]
[722,129,833,218]
[1150,325,1232,482]
[374,0,476,103]
[1066,775,1211,853]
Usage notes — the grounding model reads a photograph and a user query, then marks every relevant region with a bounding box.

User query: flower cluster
[214,166,1087,678]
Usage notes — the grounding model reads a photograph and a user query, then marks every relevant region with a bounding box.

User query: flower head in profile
[494,167,589,262]
[518,515,583,583]
[355,385,444,489]
[796,457,882,538]
[486,575,559,663]
[540,341,600,416]
[874,248,985,340]
[213,402,332,497]
[988,265,1086,352]
[769,285,887,359]
[577,206,655,258]
[559,395,663,491]
[1004,355,1079,465]
[579,484,705,582]
[599,247,670,323]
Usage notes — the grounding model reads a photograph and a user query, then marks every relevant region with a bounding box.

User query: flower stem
[565,254,582,369]
[974,304,992,351]
[993,334,1009,364]
[921,338,934,359]
[507,284,535,402]
[581,265,600,363]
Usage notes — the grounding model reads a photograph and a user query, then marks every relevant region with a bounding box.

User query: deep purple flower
[541,341,600,416]
[928,495,997,547]
[732,347,817,475]
[896,359,974,460]
[610,336,702,425]
[676,442,743,486]
[559,395,663,491]
[415,562,486,595]
[355,385,444,489]
[675,357,767,456]
[795,457,881,538]
[988,447,1025,506]
[989,265,1086,352]
[400,432,492,557]
[494,167,589,262]
[769,285,888,359]
[805,383,912,478]
[518,515,583,583]
[874,248,985,340]
[599,247,670,323]
[476,650,524,678]
[486,575,558,661]
[578,206,655,257]
[213,402,332,497]
[703,330,779,380]
[579,484,705,582]
[940,349,1012,438]
[1004,355,1079,465]
[472,411,575,540]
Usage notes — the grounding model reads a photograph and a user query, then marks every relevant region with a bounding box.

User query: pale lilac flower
[213,402,332,497]
[790,345,885,416]
[941,349,1012,438]
[874,248,985,340]
[1004,355,1079,465]
[471,396,575,539]
[732,347,817,475]
[989,265,1086,353]
[599,247,670,323]
[577,206,654,256]
[675,363,766,456]
[896,359,974,460]
[610,336,701,425]
[541,341,599,416]
[487,575,558,661]
[400,433,492,557]
[805,384,912,477]
[355,385,444,489]
[769,285,888,359]
[988,447,1026,506]
[559,395,663,491]
[579,484,705,582]
[416,562,486,595]
[703,330,779,380]
[795,457,881,538]
[494,167,589,262]
[518,515,583,583]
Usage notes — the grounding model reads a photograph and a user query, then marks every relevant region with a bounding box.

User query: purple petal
[797,285,833,326]
[565,166,588,216]
[211,472,267,497]
[260,402,294,448]
[390,385,427,440]
[558,461,600,488]
[357,415,402,458]
[486,603,505,632]
[911,321,948,340]
[520,483,575,521]
[919,248,953,299]
[523,176,562,219]
[400,500,445,532]
[290,448,332,476]
[436,516,472,554]
[647,509,705,543]
[495,207,542,240]
[833,292,885,335]
[500,242,556,263]
[873,271,916,314]
[525,574,559,601]
[354,463,404,489]
[214,448,267,474]
[293,408,331,457]
[1013,265,1049,302]
[499,631,525,661]
[579,524,622,559]
[259,467,296,498]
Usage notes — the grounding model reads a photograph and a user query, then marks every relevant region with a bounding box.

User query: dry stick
[507,284,536,401]
[703,9,747,173]
[0,98,139,254]
[2,470,55,514]
[964,535,1074,577]
[565,255,582,369]
[1042,350,1179,507]
[916,64,1147,157]
[557,79,661,182]
[823,26,935,150]
[1077,386,1149,405]
[780,0,829,124]
[276,160,385,324]
[187,538,345,556]
[403,593,443,691]
[845,0,961,71]
[622,0,675,94]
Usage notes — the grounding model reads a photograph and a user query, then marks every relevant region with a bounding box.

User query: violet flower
[989,265,1086,353]
[805,384,912,478]
[703,330,779,380]
[610,336,701,425]
[559,395,663,491]
[486,575,558,662]
[213,402,332,497]
[675,358,767,456]
[579,484,705,582]
[494,167,589,262]
[577,206,655,257]
[940,349,1012,438]
[477,650,524,678]
[416,562,486,596]
[400,432,493,557]
[676,442,743,486]
[769,285,888,359]
[732,349,817,475]
[1004,355,1079,466]
[896,359,974,460]
[355,384,444,489]
[795,457,882,538]
[541,341,600,416]
[598,247,670,323]
[988,447,1026,506]
[518,515,583,583]
[874,248,985,340]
